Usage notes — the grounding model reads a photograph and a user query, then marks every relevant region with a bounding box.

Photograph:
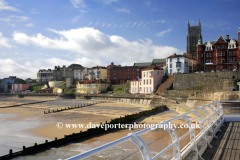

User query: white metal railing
[65,101,240,160]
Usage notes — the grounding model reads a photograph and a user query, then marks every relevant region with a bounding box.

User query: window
[137,76,139,79]
[133,69,134,71]
[170,59,172,62]
[128,69,129,71]
[135,82,136,85]
[233,51,236,55]
[144,80,145,84]
[144,87,145,93]
[209,53,212,57]
[144,72,145,77]
[218,58,221,62]
[233,57,236,62]
[229,51,232,56]
[133,76,134,78]
[135,88,137,93]
[210,59,212,63]
[150,79,151,84]
[114,73,116,76]
[229,58,232,62]
[147,87,148,93]
[140,82,141,85]
[206,53,208,58]
[218,52,221,56]
[84,84,86,88]
[150,87,152,93]
[199,60,200,64]
[87,84,91,88]
[170,64,172,68]
[177,58,179,62]
[223,58,225,62]
[132,88,134,93]
[146,72,148,77]
[114,70,116,72]
[147,79,148,84]
[223,52,225,56]
[170,69,172,74]
[133,72,134,74]
[93,84,97,88]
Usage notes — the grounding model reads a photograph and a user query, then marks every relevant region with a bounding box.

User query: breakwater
[0,105,165,160]
[43,101,106,114]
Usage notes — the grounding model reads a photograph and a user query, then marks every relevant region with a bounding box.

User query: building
[166,53,197,75]
[74,67,88,80]
[107,62,145,84]
[87,66,107,80]
[130,65,164,94]
[196,28,240,71]
[52,65,66,81]
[0,84,8,93]
[65,64,83,78]
[76,80,109,94]
[2,76,15,84]
[37,69,53,82]
[39,87,54,93]
[12,84,30,93]
[187,20,202,57]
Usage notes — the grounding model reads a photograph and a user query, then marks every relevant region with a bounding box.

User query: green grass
[29,84,45,92]
[63,87,76,94]
[112,82,130,94]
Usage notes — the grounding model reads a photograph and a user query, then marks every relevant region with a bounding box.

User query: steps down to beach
[156,75,174,94]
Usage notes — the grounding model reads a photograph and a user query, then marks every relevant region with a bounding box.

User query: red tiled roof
[142,65,161,71]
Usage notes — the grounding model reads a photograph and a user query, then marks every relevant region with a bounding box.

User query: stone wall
[173,71,240,92]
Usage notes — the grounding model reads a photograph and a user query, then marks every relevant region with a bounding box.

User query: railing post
[127,132,152,160]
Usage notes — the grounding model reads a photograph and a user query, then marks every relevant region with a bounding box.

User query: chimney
[174,53,177,56]
[226,34,229,40]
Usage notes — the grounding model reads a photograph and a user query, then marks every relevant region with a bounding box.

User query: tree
[14,78,26,84]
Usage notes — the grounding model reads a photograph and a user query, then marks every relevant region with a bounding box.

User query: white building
[166,53,197,75]
[74,68,88,80]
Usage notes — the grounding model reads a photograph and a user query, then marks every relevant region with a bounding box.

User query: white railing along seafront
[65,101,240,160]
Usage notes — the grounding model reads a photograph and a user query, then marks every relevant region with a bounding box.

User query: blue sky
[0,0,239,79]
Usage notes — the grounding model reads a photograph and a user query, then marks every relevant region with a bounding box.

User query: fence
[65,101,240,160]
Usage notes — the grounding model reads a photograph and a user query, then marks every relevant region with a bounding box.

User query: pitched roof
[167,54,196,60]
[142,65,161,71]
[152,59,166,63]
[133,62,152,67]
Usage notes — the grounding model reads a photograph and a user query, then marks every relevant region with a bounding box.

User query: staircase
[156,75,174,94]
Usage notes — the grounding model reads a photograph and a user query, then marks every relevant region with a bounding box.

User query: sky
[0,0,240,79]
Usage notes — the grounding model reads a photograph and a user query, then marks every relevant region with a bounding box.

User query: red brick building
[107,62,146,84]
[197,28,240,71]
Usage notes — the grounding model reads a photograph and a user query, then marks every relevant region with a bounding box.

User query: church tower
[187,19,202,57]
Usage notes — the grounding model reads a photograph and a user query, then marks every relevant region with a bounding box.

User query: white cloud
[0,59,38,79]
[80,9,88,13]
[25,61,31,66]
[156,20,165,23]
[131,22,137,27]
[70,0,86,8]
[156,28,172,36]
[116,8,130,14]
[107,24,111,27]
[12,27,181,65]
[0,15,30,22]
[138,22,143,27]
[88,21,92,25]
[0,0,21,12]
[0,32,12,48]
[26,23,34,27]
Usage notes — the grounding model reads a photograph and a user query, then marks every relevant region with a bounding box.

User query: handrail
[65,101,240,160]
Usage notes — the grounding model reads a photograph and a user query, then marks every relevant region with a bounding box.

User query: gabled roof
[213,34,227,44]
